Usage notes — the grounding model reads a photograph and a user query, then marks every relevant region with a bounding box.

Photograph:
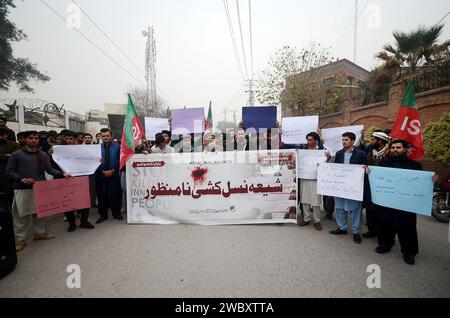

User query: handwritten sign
[282,116,319,144]
[171,108,205,134]
[33,177,91,218]
[53,145,101,176]
[297,150,328,180]
[368,166,434,216]
[145,117,170,141]
[317,163,365,201]
[322,125,364,155]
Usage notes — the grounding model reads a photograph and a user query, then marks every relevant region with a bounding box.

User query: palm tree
[376,24,446,79]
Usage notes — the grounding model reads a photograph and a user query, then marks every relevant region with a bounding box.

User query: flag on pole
[205,101,213,132]
[119,94,145,169]
[390,81,425,160]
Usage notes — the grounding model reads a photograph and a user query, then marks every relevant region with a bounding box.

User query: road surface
[1,212,449,298]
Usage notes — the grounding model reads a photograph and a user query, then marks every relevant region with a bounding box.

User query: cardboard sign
[33,177,91,218]
[242,106,277,131]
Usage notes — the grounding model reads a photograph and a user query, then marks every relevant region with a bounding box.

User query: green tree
[0,0,50,92]
[376,24,449,79]
[423,113,450,166]
[257,43,341,116]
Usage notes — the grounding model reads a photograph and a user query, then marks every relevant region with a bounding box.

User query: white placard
[317,163,365,201]
[145,117,170,141]
[322,125,364,155]
[282,116,319,144]
[53,145,101,176]
[297,150,328,180]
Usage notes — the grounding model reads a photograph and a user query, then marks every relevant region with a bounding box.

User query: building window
[324,77,336,87]
[347,76,353,86]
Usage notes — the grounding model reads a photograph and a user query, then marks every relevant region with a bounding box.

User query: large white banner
[297,150,328,180]
[322,125,364,155]
[317,163,365,201]
[127,150,298,225]
[145,117,170,141]
[53,145,101,176]
[282,116,319,144]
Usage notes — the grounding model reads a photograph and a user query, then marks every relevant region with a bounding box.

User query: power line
[71,0,145,76]
[235,0,249,79]
[334,0,368,57]
[39,0,145,86]
[223,0,245,80]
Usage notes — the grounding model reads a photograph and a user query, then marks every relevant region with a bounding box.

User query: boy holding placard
[6,131,72,251]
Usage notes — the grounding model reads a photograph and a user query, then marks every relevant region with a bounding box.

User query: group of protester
[1,114,449,266]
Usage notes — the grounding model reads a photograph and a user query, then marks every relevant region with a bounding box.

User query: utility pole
[353,0,358,64]
[245,80,259,107]
[143,26,157,116]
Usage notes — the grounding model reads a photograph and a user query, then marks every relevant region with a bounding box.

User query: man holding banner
[52,131,95,232]
[6,131,72,252]
[297,132,327,231]
[329,132,368,244]
[374,139,423,265]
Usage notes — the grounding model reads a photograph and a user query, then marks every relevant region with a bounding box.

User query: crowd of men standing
[1,114,449,266]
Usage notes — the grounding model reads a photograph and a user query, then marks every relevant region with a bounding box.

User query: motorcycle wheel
[432,193,450,223]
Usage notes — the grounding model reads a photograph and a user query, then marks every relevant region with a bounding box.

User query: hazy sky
[2,0,449,124]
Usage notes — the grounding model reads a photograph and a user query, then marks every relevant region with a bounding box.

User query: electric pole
[245,80,259,107]
[143,26,157,116]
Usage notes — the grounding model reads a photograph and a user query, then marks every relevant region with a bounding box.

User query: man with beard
[363,131,390,239]
[0,116,16,142]
[0,128,20,209]
[374,139,425,265]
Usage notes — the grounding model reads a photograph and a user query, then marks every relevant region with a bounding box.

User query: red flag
[391,81,424,160]
[205,101,213,132]
[120,94,145,169]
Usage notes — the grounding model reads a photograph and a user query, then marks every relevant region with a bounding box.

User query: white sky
[2,0,449,125]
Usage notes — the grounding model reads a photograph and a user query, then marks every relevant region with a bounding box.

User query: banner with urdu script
[126,150,298,225]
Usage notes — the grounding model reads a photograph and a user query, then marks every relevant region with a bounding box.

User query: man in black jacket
[374,139,423,265]
[0,116,16,142]
[329,132,368,244]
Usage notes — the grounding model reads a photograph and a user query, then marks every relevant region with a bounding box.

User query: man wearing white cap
[363,130,390,238]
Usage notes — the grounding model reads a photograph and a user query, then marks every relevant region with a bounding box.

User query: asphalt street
[0,211,449,298]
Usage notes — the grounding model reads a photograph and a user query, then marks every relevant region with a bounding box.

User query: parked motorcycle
[432,189,450,223]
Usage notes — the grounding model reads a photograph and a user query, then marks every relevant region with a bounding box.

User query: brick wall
[319,82,450,130]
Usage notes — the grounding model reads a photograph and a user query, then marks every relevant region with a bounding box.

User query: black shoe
[375,246,391,254]
[68,224,77,232]
[96,217,108,224]
[330,228,347,235]
[353,234,362,244]
[403,254,415,265]
[325,213,333,220]
[113,214,124,221]
[80,222,95,229]
[362,231,377,238]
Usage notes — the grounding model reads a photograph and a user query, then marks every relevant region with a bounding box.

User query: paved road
[0,212,449,298]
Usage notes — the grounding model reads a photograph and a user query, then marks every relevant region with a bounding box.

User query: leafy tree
[0,0,50,92]
[423,113,450,166]
[257,43,342,116]
[376,24,449,79]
